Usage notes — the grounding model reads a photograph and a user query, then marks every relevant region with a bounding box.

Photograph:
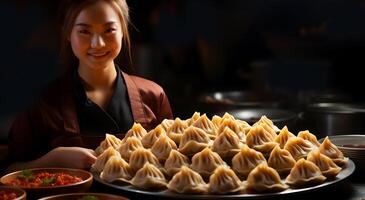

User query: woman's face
[70,1,122,70]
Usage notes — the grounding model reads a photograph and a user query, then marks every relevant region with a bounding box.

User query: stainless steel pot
[216,108,299,132]
[198,91,287,116]
[300,103,365,138]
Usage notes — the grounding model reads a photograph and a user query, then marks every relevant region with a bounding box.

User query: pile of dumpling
[91,112,348,194]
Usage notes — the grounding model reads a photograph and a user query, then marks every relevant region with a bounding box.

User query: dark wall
[1,0,365,139]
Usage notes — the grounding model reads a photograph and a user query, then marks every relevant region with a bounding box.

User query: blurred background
[1,0,365,142]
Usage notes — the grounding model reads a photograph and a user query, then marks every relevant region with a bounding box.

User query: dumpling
[118,137,143,161]
[91,146,121,173]
[167,166,208,194]
[211,127,244,159]
[208,165,244,194]
[246,164,288,193]
[298,130,321,147]
[141,125,166,148]
[95,134,123,155]
[160,119,174,132]
[100,155,134,183]
[274,126,295,149]
[211,115,223,127]
[235,119,251,136]
[130,162,167,189]
[185,112,201,126]
[246,125,278,157]
[222,112,235,120]
[179,126,212,156]
[191,147,226,178]
[216,118,246,142]
[268,145,296,176]
[319,137,348,166]
[129,148,160,172]
[232,146,267,178]
[286,158,326,187]
[307,150,342,179]
[122,123,147,142]
[192,114,217,138]
[284,137,316,160]
[164,150,190,177]
[167,117,188,145]
[253,115,279,135]
[151,135,177,162]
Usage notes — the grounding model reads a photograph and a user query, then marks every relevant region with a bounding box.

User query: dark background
[1,0,365,140]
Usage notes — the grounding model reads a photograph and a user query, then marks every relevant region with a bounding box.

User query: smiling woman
[6,0,173,173]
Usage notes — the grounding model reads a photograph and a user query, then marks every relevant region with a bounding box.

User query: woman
[6,0,173,172]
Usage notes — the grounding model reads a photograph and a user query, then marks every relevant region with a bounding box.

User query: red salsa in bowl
[0,168,93,199]
[7,170,83,187]
[0,186,26,200]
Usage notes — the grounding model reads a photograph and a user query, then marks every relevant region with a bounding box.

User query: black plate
[93,159,355,199]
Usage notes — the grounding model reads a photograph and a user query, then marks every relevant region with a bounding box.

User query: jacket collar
[60,71,147,135]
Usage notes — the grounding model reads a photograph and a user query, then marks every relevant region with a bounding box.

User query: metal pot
[300,103,365,138]
[216,108,299,132]
[197,91,286,116]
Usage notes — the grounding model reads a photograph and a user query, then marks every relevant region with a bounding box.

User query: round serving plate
[93,159,355,200]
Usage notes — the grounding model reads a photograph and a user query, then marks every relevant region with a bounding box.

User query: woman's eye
[78,30,90,34]
[105,28,116,33]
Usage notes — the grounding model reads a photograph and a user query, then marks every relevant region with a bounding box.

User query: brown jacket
[8,72,173,161]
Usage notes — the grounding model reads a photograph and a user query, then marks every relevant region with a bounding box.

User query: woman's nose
[91,34,105,48]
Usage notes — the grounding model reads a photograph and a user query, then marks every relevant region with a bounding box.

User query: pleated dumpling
[212,127,244,158]
[130,162,167,189]
[298,130,321,147]
[191,147,226,178]
[167,117,188,145]
[222,112,236,120]
[274,126,295,148]
[208,165,244,194]
[246,125,278,156]
[160,119,174,132]
[118,137,143,161]
[268,145,296,176]
[253,115,279,135]
[286,158,326,187]
[284,137,316,160]
[91,146,121,173]
[167,166,208,194]
[232,146,267,178]
[129,148,160,172]
[164,150,190,177]
[100,155,134,183]
[211,115,223,127]
[192,114,217,138]
[141,125,166,148]
[185,111,201,126]
[246,164,288,193]
[235,119,252,136]
[216,118,246,142]
[122,123,147,142]
[307,150,342,179]
[95,134,122,155]
[319,137,348,166]
[151,135,177,162]
[179,126,212,156]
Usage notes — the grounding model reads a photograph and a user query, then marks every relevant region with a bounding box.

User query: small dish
[0,186,26,200]
[38,192,129,200]
[0,168,93,199]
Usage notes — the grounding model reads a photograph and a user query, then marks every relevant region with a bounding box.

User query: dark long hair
[57,0,133,74]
